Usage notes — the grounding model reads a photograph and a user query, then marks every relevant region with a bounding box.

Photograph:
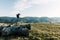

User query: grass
[0,22,60,40]
[30,22,60,40]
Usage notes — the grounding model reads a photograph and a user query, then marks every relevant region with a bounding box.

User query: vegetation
[29,23,60,40]
[0,17,60,40]
[0,22,60,40]
[1,17,60,23]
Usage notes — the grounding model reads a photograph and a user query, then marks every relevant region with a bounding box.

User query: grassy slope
[30,23,60,40]
[1,22,60,40]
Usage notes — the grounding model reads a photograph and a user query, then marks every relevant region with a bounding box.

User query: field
[0,22,60,40]
[30,22,60,40]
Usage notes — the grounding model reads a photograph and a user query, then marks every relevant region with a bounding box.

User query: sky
[0,0,60,17]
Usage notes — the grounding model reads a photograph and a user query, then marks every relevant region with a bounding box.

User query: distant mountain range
[0,17,60,23]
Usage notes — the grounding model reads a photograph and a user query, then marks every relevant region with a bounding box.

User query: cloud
[10,0,60,17]
[14,0,31,11]
[12,0,48,13]
[31,0,48,4]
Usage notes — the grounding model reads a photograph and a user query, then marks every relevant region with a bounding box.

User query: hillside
[0,23,60,40]
[0,17,60,23]
[30,23,60,40]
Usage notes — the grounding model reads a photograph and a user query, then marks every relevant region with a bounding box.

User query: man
[16,13,20,26]
[16,13,20,18]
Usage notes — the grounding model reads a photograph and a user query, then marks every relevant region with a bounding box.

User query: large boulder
[2,26,30,37]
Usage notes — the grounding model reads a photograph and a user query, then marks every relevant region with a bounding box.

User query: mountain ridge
[0,17,60,23]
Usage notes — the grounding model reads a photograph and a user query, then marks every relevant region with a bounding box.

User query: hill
[0,17,60,23]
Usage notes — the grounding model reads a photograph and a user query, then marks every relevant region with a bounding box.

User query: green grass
[30,23,60,40]
[1,22,60,40]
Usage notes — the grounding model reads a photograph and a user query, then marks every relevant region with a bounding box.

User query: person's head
[17,13,20,16]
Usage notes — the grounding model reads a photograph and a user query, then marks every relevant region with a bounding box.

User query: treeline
[0,17,60,23]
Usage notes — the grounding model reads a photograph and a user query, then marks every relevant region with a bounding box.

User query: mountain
[0,17,60,23]
[51,17,60,22]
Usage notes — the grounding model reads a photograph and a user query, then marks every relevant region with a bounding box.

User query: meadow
[0,22,60,40]
[30,22,60,40]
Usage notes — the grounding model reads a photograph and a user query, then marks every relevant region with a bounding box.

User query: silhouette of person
[16,13,20,26]
[16,13,20,18]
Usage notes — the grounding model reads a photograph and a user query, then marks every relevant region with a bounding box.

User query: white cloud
[10,0,60,17]
[31,0,48,4]
[12,0,48,13]
[14,0,31,11]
